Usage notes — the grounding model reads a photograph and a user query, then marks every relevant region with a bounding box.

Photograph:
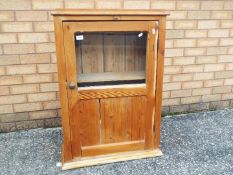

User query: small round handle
[69,82,76,89]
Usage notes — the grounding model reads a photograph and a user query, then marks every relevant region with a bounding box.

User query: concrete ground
[0,109,233,175]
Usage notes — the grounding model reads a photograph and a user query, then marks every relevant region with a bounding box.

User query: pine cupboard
[52,9,168,170]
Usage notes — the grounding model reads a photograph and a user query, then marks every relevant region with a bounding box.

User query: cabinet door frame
[63,20,158,158]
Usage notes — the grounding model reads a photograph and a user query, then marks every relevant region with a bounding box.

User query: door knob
[69,82,76,89]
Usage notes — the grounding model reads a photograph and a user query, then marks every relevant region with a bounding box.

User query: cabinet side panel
[78,99,100,146]
[101,98,127,144]
[127,96,146,141]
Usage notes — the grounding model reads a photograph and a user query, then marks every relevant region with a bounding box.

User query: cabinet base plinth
[62,149,163,170]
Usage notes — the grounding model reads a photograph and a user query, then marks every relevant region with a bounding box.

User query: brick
[224,1,233,10]
[36,43,55,53]
[204,64,224,72]
[0,113,28,122]
[32,0,63,10]
[0,95,26,105]
[207,47,227,55]
[229,47,233,54]
[189,103,209,112]
[0,55,20,65]
[23,74,52,83]
[184,48,205,56]
[10,84,39,94]
[0,0,31,10]
[166,30,184,39]
[29,110,57,120]
[222,20,233,29]
[197,38,218,47]
[0,86,10,96]
[188,11,210,19]
[0,33,17,43]
[40,83,59,92]
[20,53,50,64]
[162,91,170,99]
[222,93,233,100]
[173,57,195,65]
[28,92,56,102]
[215,71,233,79]
[51,53,57,63]
[198,20,219,29]
[65,0,94,8]
[185,30,207,38]
[0,67,5,75]
[170,105,189,113]
[213,86,231,94]
[210,101,229,109]
[0,75,23,85]
[182,81,203,89]
[0,22,33,32]
[218,55,233,63]
[151,1,176,10]
[204,79,223,87]
[16,11,47,21]
[166,21,173,30]
[0,105,13,114]
[3,44,34,54]
[43,101,60,110]
[192,88,211,96]
[183,65,203,73]
[95,0,122,9]
[165,48,183,57]
[224,78,233,85]
[168,11,187,20]
[0,12,14,21]
[49,33,55,42]
[174,39,196,48]
[226,63,233,71]
[14,102,42,112]
[220,38,233,46]
[174,21,196,29]
[165,40,173,49]
[164,66,181,74]
[163,82,181,91]
[163,98,180,106]
[37,64,57,73]
[202,94,221,102]
[124,0,150,9]
[6,65,36,75]
[172,74,192,82]
[171,89,191,98]
[34,22,54,32]
[196,56,217,64]
[211,11,232,19]
[16,120,44,130]
[177,1,200,10]
[181,96,201,104]
[0,122,16,132]
[194,72,213,80]
[44,117,61,128]
[208,29,229,38]
[163,75,171,83]
[201,1,224,10]
[18,33,48,43]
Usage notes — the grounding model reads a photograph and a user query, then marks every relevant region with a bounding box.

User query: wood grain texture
[77,99,100,147]
[127,96,146,141]
[104,33,125,72]
[82,140,144,157]
[78,87,146,100]
[101,97,128,143]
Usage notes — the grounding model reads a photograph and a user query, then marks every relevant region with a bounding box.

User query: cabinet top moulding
[51,9,169,16]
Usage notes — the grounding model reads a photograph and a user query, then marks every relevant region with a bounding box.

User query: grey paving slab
[0,109,233,175]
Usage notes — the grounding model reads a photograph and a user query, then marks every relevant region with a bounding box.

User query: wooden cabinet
[52,9,168,170]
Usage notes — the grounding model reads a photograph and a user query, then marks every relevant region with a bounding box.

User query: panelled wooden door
[63,21,158,158]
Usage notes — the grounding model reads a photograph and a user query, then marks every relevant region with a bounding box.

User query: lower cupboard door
[73,96,147,157]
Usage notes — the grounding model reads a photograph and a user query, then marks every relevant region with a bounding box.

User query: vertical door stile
[63,23,82,157]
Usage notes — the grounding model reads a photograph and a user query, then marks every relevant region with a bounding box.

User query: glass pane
[75,32,147,87]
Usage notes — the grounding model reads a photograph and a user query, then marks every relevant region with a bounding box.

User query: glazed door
[63,21,158,158]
